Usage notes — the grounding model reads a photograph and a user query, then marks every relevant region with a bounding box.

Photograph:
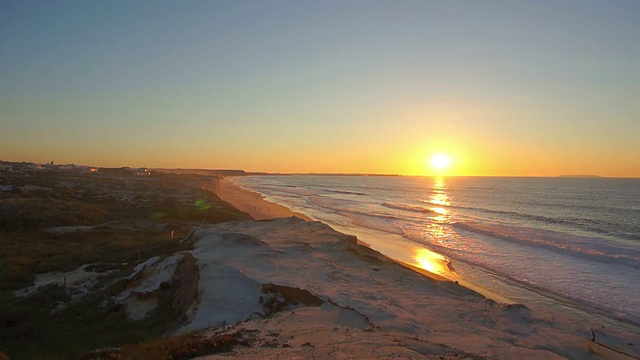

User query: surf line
[589,328,640,360]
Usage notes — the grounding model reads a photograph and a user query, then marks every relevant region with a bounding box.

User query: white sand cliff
[176,217,639,359]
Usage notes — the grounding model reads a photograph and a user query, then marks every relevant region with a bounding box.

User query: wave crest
[382,202,436,214]
[452,222,640,268]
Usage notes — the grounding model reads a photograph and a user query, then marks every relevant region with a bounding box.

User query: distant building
[22,163,45,170]
[79,166,99,173]
[133,168,152,176]
[0,163,12,171]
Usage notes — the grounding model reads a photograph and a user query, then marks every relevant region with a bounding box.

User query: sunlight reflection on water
[413,248,451,276]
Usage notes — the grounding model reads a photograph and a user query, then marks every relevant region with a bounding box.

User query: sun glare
[414,248,450,276]
[429,153,451,172]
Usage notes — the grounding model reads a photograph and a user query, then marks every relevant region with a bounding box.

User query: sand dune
[177,217,632,359]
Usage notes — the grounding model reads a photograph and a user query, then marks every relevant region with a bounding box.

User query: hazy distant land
[557,174,603,178]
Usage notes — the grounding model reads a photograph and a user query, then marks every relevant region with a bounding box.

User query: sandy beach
[215,177,311,221]
[192,178,640,359]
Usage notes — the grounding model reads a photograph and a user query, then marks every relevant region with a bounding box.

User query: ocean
[232,175,640,326]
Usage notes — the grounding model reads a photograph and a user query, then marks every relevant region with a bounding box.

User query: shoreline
[203,176,640,358]
[216,176,515,305]
[220,177,640,322]
[214,177,312,221]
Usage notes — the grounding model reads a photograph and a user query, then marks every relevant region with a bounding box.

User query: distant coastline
[557,174,602,178]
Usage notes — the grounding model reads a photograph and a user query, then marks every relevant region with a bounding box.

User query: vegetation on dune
[0,198,107,231]
[0,169,251,359]
[0,170,249,291]
[0,228,190,291]
[82,332,246,360]
[0,267,190,359]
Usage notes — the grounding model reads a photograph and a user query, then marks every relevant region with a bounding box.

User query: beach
[190,177,640,359]
[233,175,640,324]
[215,177,311,221]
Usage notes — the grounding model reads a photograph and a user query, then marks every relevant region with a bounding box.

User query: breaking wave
[381,202,436,214]
[452,221,640,268]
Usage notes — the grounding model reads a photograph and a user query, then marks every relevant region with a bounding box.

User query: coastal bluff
[173,217,594,359]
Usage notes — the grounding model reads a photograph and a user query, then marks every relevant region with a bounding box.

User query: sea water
[233,175,640,325]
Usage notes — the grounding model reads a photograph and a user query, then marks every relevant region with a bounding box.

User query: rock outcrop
[115,252,199,322]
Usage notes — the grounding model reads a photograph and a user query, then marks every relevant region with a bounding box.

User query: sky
[1,0,639,177]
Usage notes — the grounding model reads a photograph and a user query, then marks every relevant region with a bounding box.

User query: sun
[429,153,452,171]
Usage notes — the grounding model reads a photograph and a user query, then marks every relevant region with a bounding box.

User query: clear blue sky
[1,0,639,176]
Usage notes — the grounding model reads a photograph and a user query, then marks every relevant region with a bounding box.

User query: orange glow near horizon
[5,136,639,177]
